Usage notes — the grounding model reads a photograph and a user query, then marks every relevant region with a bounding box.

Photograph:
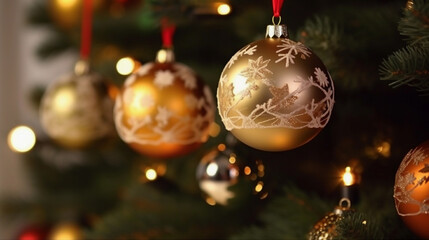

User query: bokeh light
[8,125,36,153]
[217,3,231,15]
[116,57,136,75]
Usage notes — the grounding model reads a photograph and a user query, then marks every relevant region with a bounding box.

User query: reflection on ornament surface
[40,62,116,149]
[394,140,429,239]
[114,49,215,158]
[196,143,268,206]
[217,25,334,151]
[196,146,239,205]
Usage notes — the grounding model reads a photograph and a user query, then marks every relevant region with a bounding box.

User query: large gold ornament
[308,198,353,240]
[114,49,215,158]
[217,25,334,151]
[394,140,429,239]
[40,61,116,149]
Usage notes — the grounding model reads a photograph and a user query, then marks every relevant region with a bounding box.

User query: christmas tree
[2,0,429,239]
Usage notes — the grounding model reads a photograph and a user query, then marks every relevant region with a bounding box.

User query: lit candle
[341,166,359,203]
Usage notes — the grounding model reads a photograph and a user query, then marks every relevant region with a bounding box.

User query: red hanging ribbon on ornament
[161,18,176,48]
[80,0,93,60]
[272,0,284,17]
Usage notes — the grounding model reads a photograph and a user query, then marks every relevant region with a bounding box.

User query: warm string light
[217,3,231,15]
[342,166,354,186]
[141,164,167,182]
[8,126,36,153]
[116,57,139,75]
[340,166,360,203]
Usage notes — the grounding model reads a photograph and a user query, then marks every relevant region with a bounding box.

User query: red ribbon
[272,0,284,17]
[161,18,175,48]
[80,0,93,60]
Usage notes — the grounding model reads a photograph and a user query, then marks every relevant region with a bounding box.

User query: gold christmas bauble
[48,0,106,29]
[40,61,116,149]
[394,140,429,239]
[48,222,83,240]
[217,25,334,151]
[308,198,352,240]
[114,49,215,159]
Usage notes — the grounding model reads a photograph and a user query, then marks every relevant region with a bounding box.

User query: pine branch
[399,0,429,47]
[334,211,385,240]
[230,184,332,240]
[379,45,429,94]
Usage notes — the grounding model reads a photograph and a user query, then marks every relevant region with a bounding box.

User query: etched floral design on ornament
[41,74,114,141]
[275,38,312,67]
[394,146,429,216]
[218,40,334,131]
[114,64,215,145]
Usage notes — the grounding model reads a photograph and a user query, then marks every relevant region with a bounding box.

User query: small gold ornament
[394,140,429,239]
[48,222,83,240]
[308,198,352,240]
[114,49,215,158]
[40,60,116,149]
[217,24,334,151]
[48,0,106,29]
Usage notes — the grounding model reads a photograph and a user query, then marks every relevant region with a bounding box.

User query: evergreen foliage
[380,0,429,95]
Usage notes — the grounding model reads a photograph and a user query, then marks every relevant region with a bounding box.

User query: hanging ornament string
[80,0,93,60]
[272,0,284,25]
[161,18,176,48]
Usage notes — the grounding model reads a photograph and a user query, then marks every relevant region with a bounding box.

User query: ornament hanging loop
[272,16,282,25]
[339,197,351,209]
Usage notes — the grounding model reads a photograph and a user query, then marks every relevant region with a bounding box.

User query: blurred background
[1,0,429,239]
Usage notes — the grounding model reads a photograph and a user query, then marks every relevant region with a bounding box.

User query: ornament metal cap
[265,24,288,38]
[156,48,175,63]
[74,59,90,76]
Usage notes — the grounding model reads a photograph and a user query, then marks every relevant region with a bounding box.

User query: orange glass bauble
[114,49,215,158]
[217,24,334,152]
[394,140,429,239]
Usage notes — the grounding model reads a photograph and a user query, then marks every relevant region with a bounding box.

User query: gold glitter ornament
[217,24,334,151]
[114,49,215,158]
[394,140,429,239]
[40,60,116,149]
[308,198,352,240]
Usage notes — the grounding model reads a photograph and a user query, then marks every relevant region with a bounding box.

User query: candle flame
[342,166,355,186]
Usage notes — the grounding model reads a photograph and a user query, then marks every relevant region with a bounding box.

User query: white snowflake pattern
[275,39,312,67]
[394,144,429,217]
[154,70,175,89]
[314,68,329,87]
[226,44,258,69]
[175,64,197,90]
[240,56,273,85]
[410,147,428,165]
[124,74,137,87]
[155,106,172,127]
[136,63,154,76]
[219,67,334,131]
